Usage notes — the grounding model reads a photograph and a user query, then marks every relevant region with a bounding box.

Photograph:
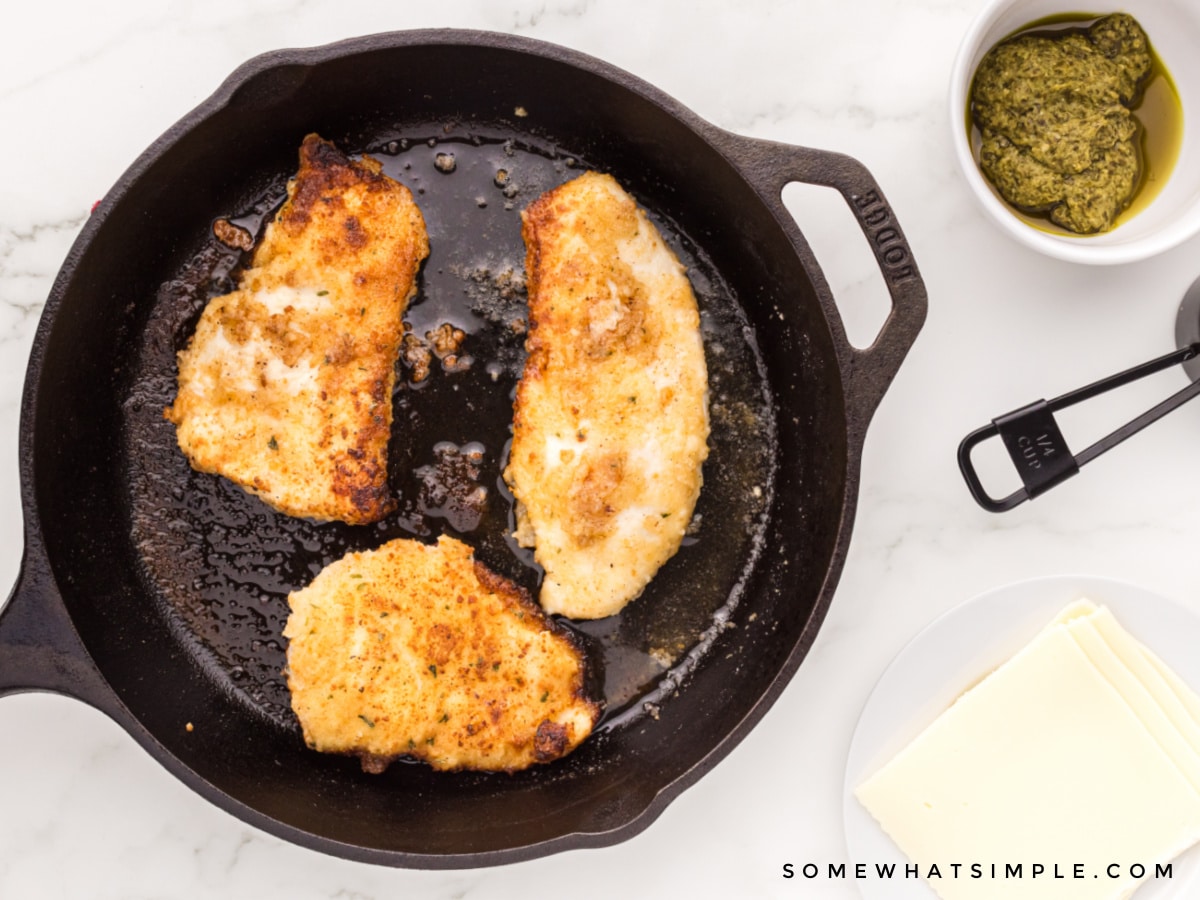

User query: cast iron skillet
[0,30,925,866]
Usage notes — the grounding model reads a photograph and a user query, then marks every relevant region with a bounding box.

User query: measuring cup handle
[958,344,1200,513]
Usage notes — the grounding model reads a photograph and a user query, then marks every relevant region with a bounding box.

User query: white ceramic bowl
[950,0,1200,264]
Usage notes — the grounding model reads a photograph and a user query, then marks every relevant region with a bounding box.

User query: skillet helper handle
[719,132,928,421]
[958,344,1200,512]
[0,540,108,704]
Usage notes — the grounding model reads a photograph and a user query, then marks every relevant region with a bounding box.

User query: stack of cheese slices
[857,599,1200,900]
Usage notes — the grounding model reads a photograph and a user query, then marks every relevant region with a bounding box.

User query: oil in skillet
[376,135,777,718]
[123,131,776,731]
[967,13,1183,235]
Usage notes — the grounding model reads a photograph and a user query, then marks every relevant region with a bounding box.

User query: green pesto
[970,13,1153,234]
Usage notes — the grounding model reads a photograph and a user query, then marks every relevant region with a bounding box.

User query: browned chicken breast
[283,535,600,772]
[505,172,710,620]
[165,134,429,524]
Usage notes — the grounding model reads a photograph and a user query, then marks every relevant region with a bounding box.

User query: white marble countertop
[4,1,1200,898]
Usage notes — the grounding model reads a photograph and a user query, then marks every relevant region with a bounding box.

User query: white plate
[843,575,1200,900]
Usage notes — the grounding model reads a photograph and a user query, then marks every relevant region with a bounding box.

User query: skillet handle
[718,132,928,427]
[0,539,109,705]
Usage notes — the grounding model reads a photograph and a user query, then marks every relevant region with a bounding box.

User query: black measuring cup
[959,277,1200,512]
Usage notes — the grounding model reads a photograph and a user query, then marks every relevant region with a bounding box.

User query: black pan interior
[29,34,848,862]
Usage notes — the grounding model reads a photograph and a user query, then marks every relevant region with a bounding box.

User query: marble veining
[4,0,1200,898]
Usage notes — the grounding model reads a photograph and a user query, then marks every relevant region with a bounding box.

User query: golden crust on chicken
[165,134,429,524]
[505,172,710,620]
[283,535,600,772]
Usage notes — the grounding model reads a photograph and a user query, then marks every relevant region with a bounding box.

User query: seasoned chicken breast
[505,172,710,620]
[165,134,429,524]
[283,535,600,773]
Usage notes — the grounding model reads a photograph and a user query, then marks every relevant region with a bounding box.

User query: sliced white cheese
[1050,597,1101,626]
[1065,614,1200,794]
[1051,599,1200,752]
[1147,649,1200,731]
[856,619,1200,900]
[1088,604,1200,745]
